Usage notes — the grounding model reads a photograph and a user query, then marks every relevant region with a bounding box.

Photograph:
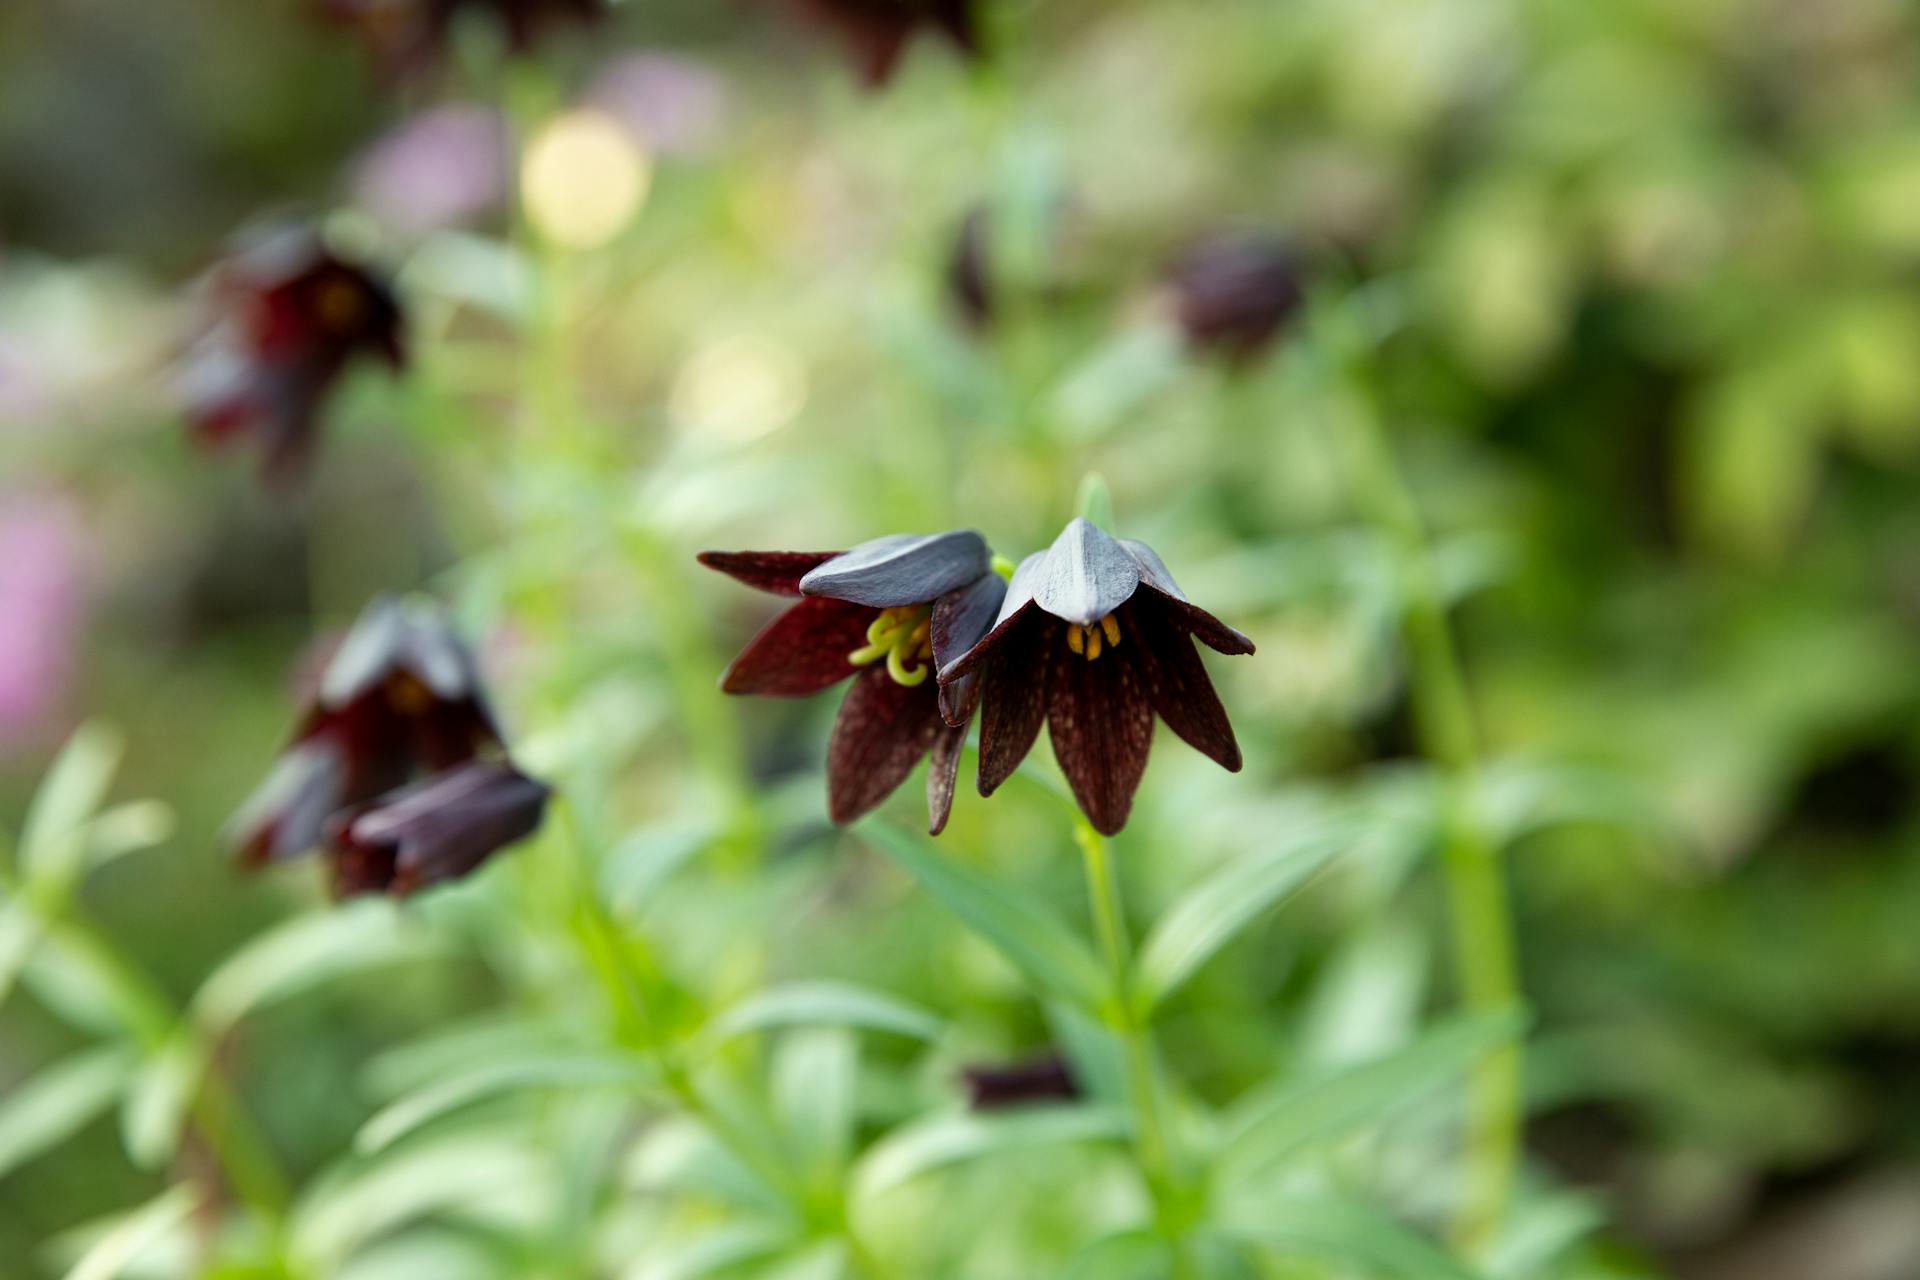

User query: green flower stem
[1073,821,1195,1277]
[29,898,293,1228]
[1331,381,1521,1254]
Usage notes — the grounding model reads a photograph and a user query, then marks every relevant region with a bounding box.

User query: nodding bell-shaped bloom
[1166,232,1305,363]
[317,0,603,76]
[327,761,549,897]
[961,1052,1080,1111]
[699,530,1006,833]
[780,0,981,88]
[227,595,502,872]
[179,231,404,479]
[939,519,1254,836]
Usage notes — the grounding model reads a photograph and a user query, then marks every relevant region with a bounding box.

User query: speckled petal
[1031,518,1140,626]
[1046,637,1155,836]
[697,549,843,597]
[938,551,1043,685]
[1120,538,1255,655]
[1131,602,1243,771]
[932,572,1006,725]
[718,595,873,696]
[825,666,943,825]
[800,530,991,608]
[976,612,1054,797]
[927,720,968,835]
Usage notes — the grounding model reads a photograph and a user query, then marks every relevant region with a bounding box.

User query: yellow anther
[1064,615,1121,661]
[1100,614,1121,647]
[1066,625,1084,655]
[848,605,933,686]
[1084,626,1103,660]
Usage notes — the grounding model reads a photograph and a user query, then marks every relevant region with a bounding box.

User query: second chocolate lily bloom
[939,519,1254,836]
[699,531,1005,834]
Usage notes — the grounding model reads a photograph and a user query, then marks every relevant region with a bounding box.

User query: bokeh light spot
[521,110,651,250]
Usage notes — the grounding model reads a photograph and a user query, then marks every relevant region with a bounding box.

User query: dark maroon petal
[927,720,967,835]
[228,738,350,867]
[1031,518,1141,627]
[332,760,550,897]
[1167,232,1304,362]
[718,595,873,696]
[799,530,990,608]
[976,613,1053,797]
[1130,602,1242,772]
[697,549,843,597]
[961,1053,1080,1111]
[1119,538,1256,655]
[1047,638,1155,835]
[932,572,1007,725]
[939,551,1043,684]
[826,667,943,825]
[927,0,980,52]
[947,206,993,331]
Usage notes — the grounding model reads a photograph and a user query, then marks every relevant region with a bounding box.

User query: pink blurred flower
[353,106,509,237]
[0,494,87,752]
[583,54,729,156]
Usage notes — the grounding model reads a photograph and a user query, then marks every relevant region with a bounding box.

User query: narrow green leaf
[1133,825,1344,1013]
[627,1224,792,1280]
[119,1034,205,1170]
[1062,1229,1168,1280]
[1212,1196,1482,1279]
[1216,1012,1523,1182]
[355,1050,654,1154]
[708,980,943,1044]
[191,900,446,1036]
[852,1106,1128,1202]
[0,1044,137,1179]
[62,1185,200,1280]
[20,723,123,890]
[863,821,1106,1011]
[772,1028,856,1181]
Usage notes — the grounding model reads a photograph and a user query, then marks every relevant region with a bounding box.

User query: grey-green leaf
[707,980,943,1044]
[0,1044,137,1180]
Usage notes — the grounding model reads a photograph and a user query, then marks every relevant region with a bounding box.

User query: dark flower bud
[327,760,549,896]
[961,1053,1080,1110]
[946,207,994,332]
[1166,232,1305,363]
[227,595,500,868]
[778,0,982,88]
[179,229,404,480]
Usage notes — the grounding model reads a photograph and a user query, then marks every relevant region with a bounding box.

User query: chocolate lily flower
[780,0,981,88]
[1166,232,1305,363]
[327,761,549,897]
[940,519,1254,835]
[227,595,501,870]
[699,531,1005,833]
[179,231,404,479]
[961,1052,1080,1111]
[317,0,603,75]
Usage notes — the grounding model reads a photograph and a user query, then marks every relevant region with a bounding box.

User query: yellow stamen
[1084,627,1103,660]
[1063,614,1122,661]
[1100,614,1121,647]
[848,604,933,686]
[1066,625,1084,655]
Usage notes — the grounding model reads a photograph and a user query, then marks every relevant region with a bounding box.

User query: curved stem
[1072,821,1194,1277]
[1330,380,1522,1253]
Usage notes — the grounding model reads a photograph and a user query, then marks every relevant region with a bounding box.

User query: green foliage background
[4,1,1920,1277]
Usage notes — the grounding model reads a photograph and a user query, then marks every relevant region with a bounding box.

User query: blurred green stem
[1332,382,1520,1254]
[1073,821,1196,1277]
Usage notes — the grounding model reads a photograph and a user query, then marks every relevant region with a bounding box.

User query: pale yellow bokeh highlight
[670,335,808,444]
[521,111,651,250]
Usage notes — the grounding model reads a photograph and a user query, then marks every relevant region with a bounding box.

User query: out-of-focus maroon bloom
[179,231,404,479]
[327,760,549,896]
[961,1052,1080,1110]
[227,595,500,870]
[699,531,1004,833]
[941,519,1253,836]
[946,207,993,332]
[1166,232,1305,363]
[317,0,603,75]
[779,0,982,88]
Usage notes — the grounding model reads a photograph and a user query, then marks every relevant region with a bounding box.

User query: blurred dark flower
[0,493,86,753]
[940,518,1253,835]
[318,0,603,75]
[353,105,508,236]
[178,231,404,479]
[700,531,1005,832]
[780,0,982,88]
[961,1052,1080,1110]
[228,595,500,870]
[327,760,549,896]
[584,54,730,157]
[946,206,994,332]
[1167,232,1305,363]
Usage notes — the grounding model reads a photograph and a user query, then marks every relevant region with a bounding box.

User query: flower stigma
[1064,613,1121,661]
[848,605,933,686]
